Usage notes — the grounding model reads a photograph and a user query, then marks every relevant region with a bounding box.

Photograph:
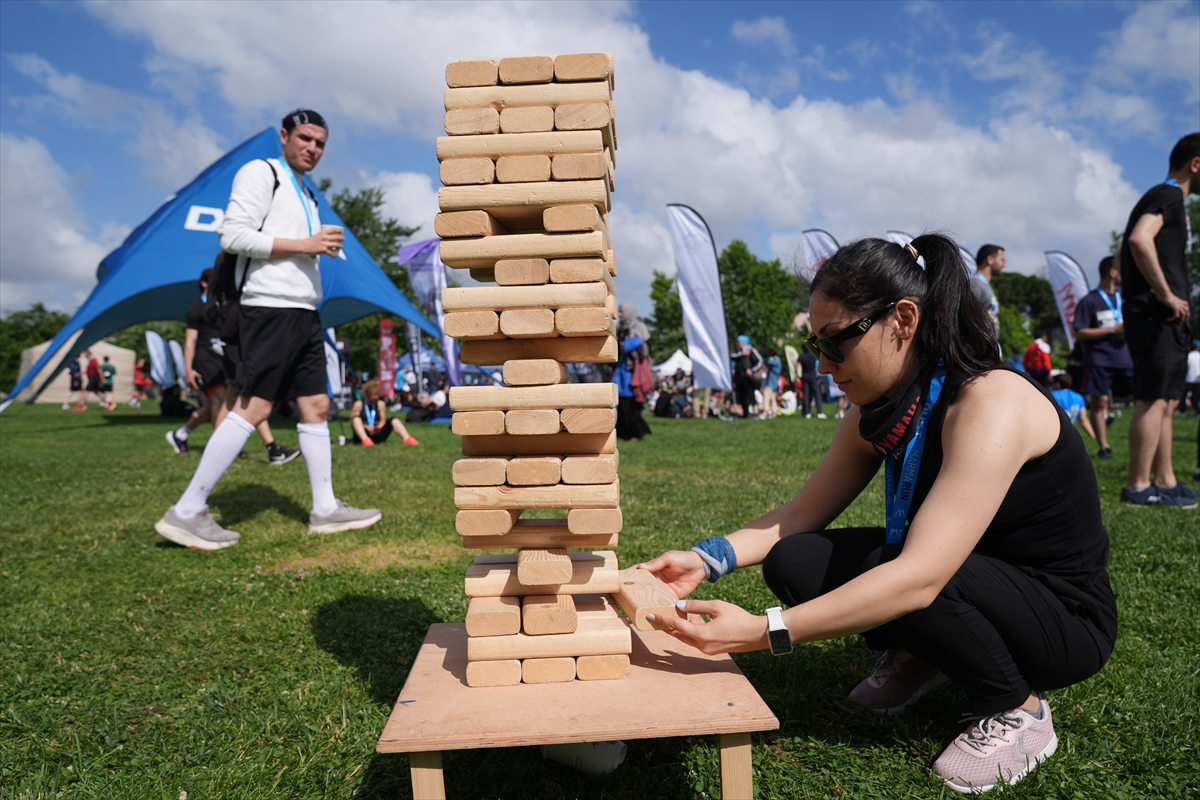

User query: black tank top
[909,369,1117,643]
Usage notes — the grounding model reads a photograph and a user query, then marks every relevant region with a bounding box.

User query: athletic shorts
[193,352,226,393]
[70,378,82,391]
[1124,313,1189,401]
[86,379,102,392]
[236,305,327,402]
[1082,365,1134,398]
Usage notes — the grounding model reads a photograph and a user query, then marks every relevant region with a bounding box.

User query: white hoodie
[219,158,322,310]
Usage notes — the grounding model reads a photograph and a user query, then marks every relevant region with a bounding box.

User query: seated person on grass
[643,234,1117,795]
[351,380,418,447]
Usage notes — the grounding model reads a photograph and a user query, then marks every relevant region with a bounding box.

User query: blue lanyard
[1097,289,1122,323]
[884,369,946,545]
[1165,178,1180,188]
[972,272,989,284]
[275,158,317,236]
[364,404,377,428]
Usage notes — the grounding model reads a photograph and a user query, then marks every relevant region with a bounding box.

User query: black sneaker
[1154,482,1200,502]
[267,443,300,467]
[1097,446,1113,461]
[1121,485,1196,508]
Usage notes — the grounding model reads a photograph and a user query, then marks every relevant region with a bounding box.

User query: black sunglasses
[803,302,897,363]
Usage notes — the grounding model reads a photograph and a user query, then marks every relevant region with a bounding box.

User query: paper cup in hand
[322,224,344,257]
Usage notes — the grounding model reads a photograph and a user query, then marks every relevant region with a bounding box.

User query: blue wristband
[691,537,737,583]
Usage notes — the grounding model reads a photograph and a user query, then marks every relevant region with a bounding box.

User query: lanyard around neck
[1165,178,1180,188]
[884,368,946,545]
[1098,288,1122,321]
[276,158,316,236]
[364,403,377,428]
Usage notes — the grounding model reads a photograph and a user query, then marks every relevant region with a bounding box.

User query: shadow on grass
[208,482,309,526]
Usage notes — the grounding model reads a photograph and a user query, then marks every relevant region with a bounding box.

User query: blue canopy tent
[4,127,437,407]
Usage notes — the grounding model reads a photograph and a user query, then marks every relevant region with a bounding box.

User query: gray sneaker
[155,505,240,550]
[848,649,949,715]
[309,499,381,534]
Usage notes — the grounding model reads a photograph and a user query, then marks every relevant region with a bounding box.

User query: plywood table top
[377,622,779,753]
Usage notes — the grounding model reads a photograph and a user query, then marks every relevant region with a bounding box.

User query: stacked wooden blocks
[438,53,647,687]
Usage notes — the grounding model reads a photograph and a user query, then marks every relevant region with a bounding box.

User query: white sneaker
[817,413,828,419]
[155,506,240,550]
[309,499,382,534]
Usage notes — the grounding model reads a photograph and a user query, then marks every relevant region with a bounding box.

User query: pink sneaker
[402,435,419,446]
[935,694,1057,794]
[848,649,948,714]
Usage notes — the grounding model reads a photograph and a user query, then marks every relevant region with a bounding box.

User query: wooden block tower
[438,53,647,686]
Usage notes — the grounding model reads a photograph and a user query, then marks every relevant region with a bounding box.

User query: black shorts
[86,379,102,393]
[236,306,327,402]
[193,352,226,391]
[1124,313,1189,401]
[70,378,82,391]
[1081,365,1134,398]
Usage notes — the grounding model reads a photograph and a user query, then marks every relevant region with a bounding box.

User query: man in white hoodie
[156,109,380,550]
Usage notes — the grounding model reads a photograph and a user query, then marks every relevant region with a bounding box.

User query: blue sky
[1,0,1197,317]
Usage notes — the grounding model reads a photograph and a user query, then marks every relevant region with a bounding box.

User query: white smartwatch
[765,607,792,656]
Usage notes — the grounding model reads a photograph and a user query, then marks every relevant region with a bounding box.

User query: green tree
[0,303,72,390]
[718,240,800,351]
[106,320,188,366]
[997,304,1032,361]
[993,272,1061,339]
[645,270,687,362]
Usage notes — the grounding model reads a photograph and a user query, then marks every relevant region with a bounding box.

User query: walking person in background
[972,244,1005,341]
[762,348,782,419]
[732,335,763,418]
[100,357,116,409]
[155,109,380,550]
[66,356,85,411]
[797,346,825,419]
[1073,256,1134,461]
[615,303,653,441]
[83,350,107,409]
[1119,132,1199,508]
[350,379,419,447]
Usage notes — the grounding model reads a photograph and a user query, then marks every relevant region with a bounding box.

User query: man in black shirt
[1119,132,1200,507]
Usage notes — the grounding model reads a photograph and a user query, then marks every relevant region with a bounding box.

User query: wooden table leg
[719,732,754,799]
[409,750,446,800]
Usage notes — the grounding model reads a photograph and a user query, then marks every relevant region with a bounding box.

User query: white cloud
[731,17,795,56]
[0,134,127,314]
[369,170,440,246]
[1100,1,1200,103]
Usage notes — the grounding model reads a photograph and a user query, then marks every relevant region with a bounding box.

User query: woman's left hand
[649,599,771,655]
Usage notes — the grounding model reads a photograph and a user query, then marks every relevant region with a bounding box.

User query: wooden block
[615,567,686,631]
[555,103,611,131]
[465,595,520,637]
[439,157,495,187]
[455,480,619,510]
[461,529,618,550]
[466,659,521,687]
[437,131,602,161]
[467,616,630,661]
[554,53,613,85]
[456,509,520,536]
[444,82,611,112]
[522,657,576,683]
[443,281,608,313]
[505,409,562,436]
[435,209,505,237]
[518,548,574,586]
[559,407,617,435]
[444,310,500,339]
[556,307,615,337]
[551,151,608,181]
[445,107,499,136]
[499,308,556,339]
[439,232,605,270]
[721,732,755,800]
[451,410,506,436]
[544,204,603,232]
[576,654,629,680]
[459,336,617,365]
[605,249,617,277]
[450,383,616,411]
[506,455,562,485]
[520,592,576,633]
[499,55,554,84]
[499,106,555,134]
[452,457,509,486]
[462,430,616,457]
[549,258,609,285]
[493,258,549,286]
[606,293,616,318]
[568,507,622,534]
[409,751,445,799]
[495,154,551,184]
[464,551,619,598]
[446,59,499,88]
[438,180,608,217]
[561,453,618,483]
[574,593,620,617]
[504,359,567,386]
[469,268,496,283]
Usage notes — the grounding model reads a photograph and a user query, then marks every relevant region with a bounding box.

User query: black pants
[762,528,1114,715]
[616,396,651,440]
[800,375,823,415]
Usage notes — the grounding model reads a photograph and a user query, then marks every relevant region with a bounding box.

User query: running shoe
[165,430,188,454]
[1121,485,1196,508]
[309,500,381,534]
[848,649,948,715]
[72,405,87,412]
[935,695,1057,794]
[1096,446,1113,461]
[155,506,240,550]
[402,435,420,446]
[1154,482,1200,502]
[62,403,71,410]
[266,443,300,466]
[359,437,375,448]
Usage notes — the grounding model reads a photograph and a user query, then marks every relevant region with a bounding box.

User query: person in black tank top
[350,379,419,448]
[641,235,1117,794]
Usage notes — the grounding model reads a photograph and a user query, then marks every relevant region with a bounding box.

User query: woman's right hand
[640,550,707,601]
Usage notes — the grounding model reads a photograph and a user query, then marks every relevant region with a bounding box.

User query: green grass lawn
[1,403,1196,799]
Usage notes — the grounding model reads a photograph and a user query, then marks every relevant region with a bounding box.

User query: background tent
[5,127,437,408]
[654,349,693,378]
[15,339,134,405]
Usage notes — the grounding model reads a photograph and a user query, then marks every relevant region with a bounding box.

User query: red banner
[379,318,396,399]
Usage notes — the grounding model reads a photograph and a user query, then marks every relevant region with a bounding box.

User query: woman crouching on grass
[643,233,1117,794]
[350,380,419,447]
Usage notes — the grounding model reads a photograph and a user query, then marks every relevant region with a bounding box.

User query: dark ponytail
[807,233,999,386]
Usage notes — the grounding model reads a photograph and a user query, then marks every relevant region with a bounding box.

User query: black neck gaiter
[858,369,929,459]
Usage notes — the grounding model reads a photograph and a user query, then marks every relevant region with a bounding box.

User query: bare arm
[1128,213,1189,322]
[183,328,201,390]
[1073,322,1123,342]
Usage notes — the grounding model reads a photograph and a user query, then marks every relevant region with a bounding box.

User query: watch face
[769,626,793,656]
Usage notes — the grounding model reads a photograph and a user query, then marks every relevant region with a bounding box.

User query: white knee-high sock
[298,422,337,516]
[175,412,255,518]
